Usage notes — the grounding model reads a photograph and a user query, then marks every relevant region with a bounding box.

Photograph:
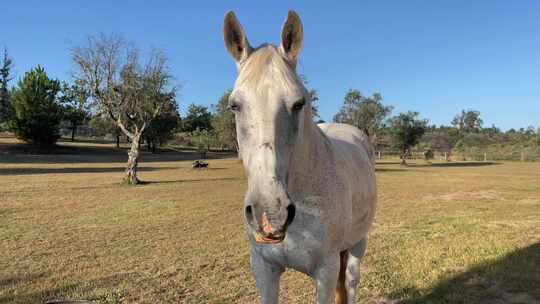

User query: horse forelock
[235,44,303,96]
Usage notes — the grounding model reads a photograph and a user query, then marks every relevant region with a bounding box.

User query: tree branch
[116,116,135,139]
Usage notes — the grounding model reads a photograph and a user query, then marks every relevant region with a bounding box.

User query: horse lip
[254,232,285,244]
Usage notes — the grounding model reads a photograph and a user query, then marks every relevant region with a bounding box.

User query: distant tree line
[1,41,539,172]
[332,89,539,163]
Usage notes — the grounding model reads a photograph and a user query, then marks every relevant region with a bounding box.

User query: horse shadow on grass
[389,242,540,304]
[394,161,500,168]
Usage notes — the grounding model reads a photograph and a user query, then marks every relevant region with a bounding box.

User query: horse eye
[229,101,241,112]
[292,98,306,111]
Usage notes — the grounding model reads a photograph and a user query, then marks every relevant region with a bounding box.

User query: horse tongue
[261,212,274,234]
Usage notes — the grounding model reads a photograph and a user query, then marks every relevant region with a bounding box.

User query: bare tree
[71,34,176,184]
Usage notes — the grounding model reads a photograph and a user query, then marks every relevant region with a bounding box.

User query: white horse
[222,11,377,304]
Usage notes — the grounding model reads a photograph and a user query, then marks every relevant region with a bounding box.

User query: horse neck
[288,109,335,195]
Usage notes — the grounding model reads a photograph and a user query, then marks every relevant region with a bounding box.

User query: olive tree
[71,34,176,184]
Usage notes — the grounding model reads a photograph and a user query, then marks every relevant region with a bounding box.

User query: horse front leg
[345,238,368,303]
[312,253,341,304]
[250,249,284,304]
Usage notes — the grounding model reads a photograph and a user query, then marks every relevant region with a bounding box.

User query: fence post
[378,151,381,159]
[444,152,448,161]
[483,152,487,162]
[521,150,525,162]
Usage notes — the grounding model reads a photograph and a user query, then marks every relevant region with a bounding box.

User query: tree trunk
[401,148,408,165]
[116,135,120,148]
[125,133,142,185]
[71,126,76,142]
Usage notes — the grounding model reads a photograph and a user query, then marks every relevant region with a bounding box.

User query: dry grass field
[1,136,539,304]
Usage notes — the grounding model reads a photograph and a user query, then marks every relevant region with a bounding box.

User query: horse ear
[280,10,303,65]
[223,11,252,63]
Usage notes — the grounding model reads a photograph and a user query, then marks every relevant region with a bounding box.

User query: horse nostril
[285,204,296,228]
[245,205,254,225]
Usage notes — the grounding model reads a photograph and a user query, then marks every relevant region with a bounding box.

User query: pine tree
[0,48,13,126]
[10,66,63,146]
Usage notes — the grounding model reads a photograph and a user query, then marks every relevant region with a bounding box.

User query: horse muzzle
[245,204,296,244]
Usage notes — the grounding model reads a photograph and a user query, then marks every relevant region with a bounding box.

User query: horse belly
[332,140,377,249]
[345,179,376,248]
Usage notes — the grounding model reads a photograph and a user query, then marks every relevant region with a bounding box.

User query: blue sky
[2,1,539,130]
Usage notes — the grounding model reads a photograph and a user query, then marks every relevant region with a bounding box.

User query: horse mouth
[254,233,285,244]
[246,204,295,244]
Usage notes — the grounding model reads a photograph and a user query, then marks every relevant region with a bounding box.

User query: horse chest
[248,196,346,274]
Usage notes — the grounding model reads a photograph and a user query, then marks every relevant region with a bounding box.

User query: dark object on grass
[192,160,209,168]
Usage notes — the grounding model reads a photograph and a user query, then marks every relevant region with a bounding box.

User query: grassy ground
[1,137,539,304]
